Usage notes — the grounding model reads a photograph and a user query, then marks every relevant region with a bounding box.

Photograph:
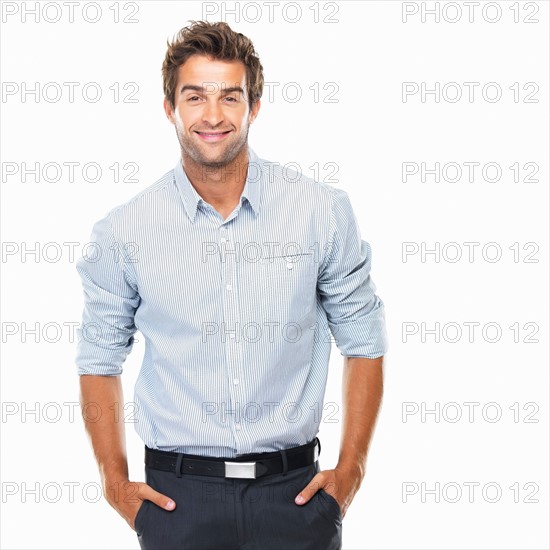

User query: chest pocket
[257,252,317,324]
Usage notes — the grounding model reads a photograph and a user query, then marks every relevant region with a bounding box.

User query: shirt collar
[173,146,262,223]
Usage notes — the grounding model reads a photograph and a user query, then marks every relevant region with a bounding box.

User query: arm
[75,214,174,530]
[295,356,384,516]
[80,375,175,529]
[338,355,384,476]
[335,355,384,512]
[295,187,388,515]
[80,375,128,484]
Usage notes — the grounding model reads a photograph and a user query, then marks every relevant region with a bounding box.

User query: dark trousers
[135,448,343,549]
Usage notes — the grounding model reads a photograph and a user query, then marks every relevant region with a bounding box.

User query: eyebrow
[180,85,245,95]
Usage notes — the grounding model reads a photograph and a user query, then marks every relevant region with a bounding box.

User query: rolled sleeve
[75,213,140,376]
[317,187,388,358]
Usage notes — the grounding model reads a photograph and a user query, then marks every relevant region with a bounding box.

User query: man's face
[164,54,260,168]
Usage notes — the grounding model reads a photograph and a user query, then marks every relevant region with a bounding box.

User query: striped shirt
[75,145,388,458]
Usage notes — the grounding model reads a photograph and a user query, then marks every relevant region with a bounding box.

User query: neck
[181,146,249,215]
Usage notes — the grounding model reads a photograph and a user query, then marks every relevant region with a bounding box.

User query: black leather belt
[145,437,321,479]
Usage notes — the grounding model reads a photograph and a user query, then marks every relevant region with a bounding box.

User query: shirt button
[226,284,232,291]
[286,263,293,269]
[229,334,235,339]
[235,423,241,431]
[221,238,227,243]
[233,378,239,385]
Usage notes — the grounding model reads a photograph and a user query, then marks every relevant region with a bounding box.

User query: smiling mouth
[195,130,232,141]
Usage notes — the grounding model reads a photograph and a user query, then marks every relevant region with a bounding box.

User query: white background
[1,1,548,549]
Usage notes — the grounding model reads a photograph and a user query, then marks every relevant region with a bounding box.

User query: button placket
[219,223,246,448]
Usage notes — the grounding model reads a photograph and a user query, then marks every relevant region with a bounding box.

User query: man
[76,20,388,550]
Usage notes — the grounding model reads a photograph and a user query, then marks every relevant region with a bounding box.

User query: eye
[225,96,238,102]
[188,96,201,102]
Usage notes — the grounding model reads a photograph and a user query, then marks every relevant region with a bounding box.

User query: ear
[249,99,261,124]
[163,97,175,124]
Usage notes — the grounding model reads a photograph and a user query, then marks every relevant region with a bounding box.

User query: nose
[202,97,224,128]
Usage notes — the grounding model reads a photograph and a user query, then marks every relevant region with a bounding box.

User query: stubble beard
[177,123,250,169]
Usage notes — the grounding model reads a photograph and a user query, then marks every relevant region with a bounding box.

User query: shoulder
[256,152,347,211]
[98,168,176,230]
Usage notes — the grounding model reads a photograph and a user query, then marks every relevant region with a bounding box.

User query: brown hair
[162,20,264,112]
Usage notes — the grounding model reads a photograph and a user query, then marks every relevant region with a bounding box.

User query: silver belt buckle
[224,461,257,479]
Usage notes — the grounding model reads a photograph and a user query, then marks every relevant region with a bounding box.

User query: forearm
[79,374,129,484]
[336,355,384,479]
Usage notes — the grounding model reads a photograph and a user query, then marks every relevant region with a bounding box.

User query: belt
[145,437,321,479]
